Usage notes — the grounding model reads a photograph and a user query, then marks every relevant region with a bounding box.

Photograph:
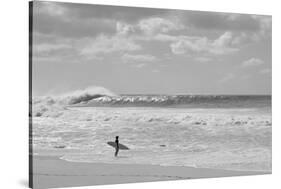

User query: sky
[32,1,272,95]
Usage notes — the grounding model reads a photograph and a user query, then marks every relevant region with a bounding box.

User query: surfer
[114,136,119,157]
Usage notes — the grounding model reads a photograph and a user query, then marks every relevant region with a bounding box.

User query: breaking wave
[60,86,115,105]
[32,86,271,117]
[32,86,115,117]
[84,95,270,108]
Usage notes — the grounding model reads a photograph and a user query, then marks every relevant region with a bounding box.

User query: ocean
[32,92,272,172]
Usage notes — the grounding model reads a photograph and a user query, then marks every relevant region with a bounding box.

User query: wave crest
[61,86,115,105]
[85,95,270,108]
[32,86,115,117]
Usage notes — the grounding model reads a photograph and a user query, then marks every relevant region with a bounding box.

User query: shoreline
[32,155,271,189]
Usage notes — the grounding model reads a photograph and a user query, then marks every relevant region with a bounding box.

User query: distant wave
[31,86,271,117]
[83,94,271,108]
[60,86,116,105]
[32,86,115,117]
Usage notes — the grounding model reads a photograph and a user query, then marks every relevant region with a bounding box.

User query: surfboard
[107,141,129,150]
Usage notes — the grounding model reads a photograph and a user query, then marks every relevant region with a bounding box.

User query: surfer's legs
[115,148,119,157]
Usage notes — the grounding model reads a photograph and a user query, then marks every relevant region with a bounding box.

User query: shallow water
[32,104,271,172]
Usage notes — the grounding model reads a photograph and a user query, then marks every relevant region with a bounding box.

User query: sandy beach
[32,155,270,189]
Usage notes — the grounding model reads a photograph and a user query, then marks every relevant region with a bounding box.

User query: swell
[32,86,271,117]
[82,95,271,108]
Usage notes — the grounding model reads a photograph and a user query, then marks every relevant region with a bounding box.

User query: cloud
[177,11,269,33]
[116,22,135,35]
[219,73,235,83]
[80,35,141,56]
[33,2,271,66]
[138,17,184,35]
[116,16,185,38]
[252,15,272,37]
[213,32,232,47]
[34,2,117,38]
[33,38,82,63]
[78,16,185,58]
[230,16,271,45]
[122,53,158,62]
[33,2,174,39]
[242,58,264,67]
[174,11,271,45]
[170,37,207,54]
[33,33,104,63]
[170,32,238,55]
[35,1,272,42]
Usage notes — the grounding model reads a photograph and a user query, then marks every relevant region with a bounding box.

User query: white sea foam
[32,86,115,117]
[32,106,271,171]
[31,87,271,171]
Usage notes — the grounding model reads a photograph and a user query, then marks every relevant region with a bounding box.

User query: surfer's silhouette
[114,136,119,157]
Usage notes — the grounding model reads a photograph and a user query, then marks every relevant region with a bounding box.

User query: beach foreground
[32,156,270,189]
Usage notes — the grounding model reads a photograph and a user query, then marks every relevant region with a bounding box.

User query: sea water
[32,93,271,172]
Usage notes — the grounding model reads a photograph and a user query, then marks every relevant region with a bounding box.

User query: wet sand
[32,155,270,189]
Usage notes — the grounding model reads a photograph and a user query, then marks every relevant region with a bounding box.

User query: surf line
[34,173,191,180]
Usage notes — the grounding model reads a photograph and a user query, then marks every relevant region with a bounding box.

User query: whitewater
[31,87,272,172]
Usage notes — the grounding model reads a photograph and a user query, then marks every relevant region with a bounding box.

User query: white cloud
[242,58,264,67]
[252,15,272,37]
[80,35,141,56]
[231,32,250,45]
[212,32,232,48]
[34,16,186,62]
[115,17,185,38]
[116,22,135,35]
[211,32,239,55]
[138,17,184,35]
[170,32,238,55]
[231,16,271,45]
[122,53,158,63]
[34,10,271,65]
[170,37,209,54]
